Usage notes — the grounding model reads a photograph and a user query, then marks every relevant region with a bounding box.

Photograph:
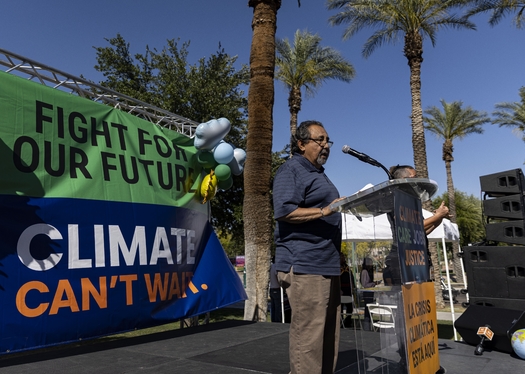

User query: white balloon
[228,148,247,176]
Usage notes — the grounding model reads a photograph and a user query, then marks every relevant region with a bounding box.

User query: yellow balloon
[200,171,218,203]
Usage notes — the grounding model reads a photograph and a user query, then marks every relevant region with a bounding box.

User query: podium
[333,178,441,374]
[330,178,438,216]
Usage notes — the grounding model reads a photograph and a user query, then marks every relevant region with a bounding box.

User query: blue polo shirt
[273,154,341,276]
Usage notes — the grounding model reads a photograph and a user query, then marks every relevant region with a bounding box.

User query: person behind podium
[383,263,393,286]
[340,253,355,326]
[390,165,449,237]
[273,120,346,374]
[387,164,450,283]
[360,257,380,330]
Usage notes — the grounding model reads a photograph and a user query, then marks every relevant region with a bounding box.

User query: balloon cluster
[194,117,246,203]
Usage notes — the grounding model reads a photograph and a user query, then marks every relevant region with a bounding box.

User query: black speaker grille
[483,195,525,220]
[462,246,525,299]
[485,221,525,245]
[480,168,525,197]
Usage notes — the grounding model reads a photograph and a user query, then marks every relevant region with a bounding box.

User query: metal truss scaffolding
[0,48,199,137]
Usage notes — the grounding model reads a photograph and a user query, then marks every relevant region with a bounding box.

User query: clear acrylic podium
[332,179,440,374]
[331,178,438,218]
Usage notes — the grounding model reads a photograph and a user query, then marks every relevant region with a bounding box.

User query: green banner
[0,71,205,213]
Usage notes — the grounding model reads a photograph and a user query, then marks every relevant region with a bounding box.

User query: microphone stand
[474,325,493,356]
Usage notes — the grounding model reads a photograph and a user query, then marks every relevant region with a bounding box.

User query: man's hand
[424,201,450,235]
[278,196,347,223]
[435,201,450,219]
[323,196,347,217]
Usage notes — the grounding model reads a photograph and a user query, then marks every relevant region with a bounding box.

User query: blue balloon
[213,142,234,164]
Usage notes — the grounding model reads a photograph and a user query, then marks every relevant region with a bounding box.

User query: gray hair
[291,120,324,154]
[389,165,415,179]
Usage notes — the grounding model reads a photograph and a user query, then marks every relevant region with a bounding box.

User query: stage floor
[0,319,523,373]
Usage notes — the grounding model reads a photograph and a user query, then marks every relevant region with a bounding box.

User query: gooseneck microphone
[342,145,393,180]
[342,145,378,164]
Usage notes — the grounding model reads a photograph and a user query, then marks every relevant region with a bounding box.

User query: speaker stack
[457,169,525,353]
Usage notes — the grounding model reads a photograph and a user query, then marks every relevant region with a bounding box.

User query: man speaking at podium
[273,120,345,374]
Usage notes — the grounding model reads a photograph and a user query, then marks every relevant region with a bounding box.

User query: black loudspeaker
[483,195,525,220]
[484,221,525,245]
[454,305,525,354]
[469,297,525,311]
[461,246,525,300]
[480,169,525,197]
[480,169,525,244]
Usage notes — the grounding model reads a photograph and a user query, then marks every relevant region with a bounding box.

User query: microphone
[474,325,493,355]
[341,145,393,180]
[342,145,379,166]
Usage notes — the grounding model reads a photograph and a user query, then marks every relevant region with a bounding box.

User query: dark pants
[385,247,408,368]
[362,291,375,331]
[270,288,282,323]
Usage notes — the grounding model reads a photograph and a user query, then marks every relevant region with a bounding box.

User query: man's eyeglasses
[308,138,333,148]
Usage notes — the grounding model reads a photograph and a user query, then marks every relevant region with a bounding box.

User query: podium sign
[394,189,429,283]
[402,282,440,374]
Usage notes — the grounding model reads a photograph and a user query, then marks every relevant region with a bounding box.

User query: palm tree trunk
[444,156,463,282]
[244,0,280,322]
[288,86,301,139]
[404,31,429,180]
[404,31,443,308]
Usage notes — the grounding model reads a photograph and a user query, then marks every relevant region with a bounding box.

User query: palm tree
[327,0,476,181]
[327,0,475,307]
[423,100,490,279]
[466,0,525,28]
[492,86,525,142]
[243,0,282,322]
[275,29,355,140]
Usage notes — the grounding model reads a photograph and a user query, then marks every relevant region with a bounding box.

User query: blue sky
[1,1,523,199]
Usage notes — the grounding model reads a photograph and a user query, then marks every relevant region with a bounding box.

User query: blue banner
[394,189,429,283]
[0,71,247,354]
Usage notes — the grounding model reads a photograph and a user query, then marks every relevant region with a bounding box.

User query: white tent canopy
[342,210,460,243]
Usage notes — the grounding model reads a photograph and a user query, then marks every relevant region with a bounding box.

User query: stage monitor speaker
[468,297,525,311]
[480,168,525,197]
[454,305,525,354]
[483,194,525,220]
[484,221,525,245]
[461,246,525,299]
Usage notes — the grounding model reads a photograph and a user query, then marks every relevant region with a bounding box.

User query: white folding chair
[367,304,395,332]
